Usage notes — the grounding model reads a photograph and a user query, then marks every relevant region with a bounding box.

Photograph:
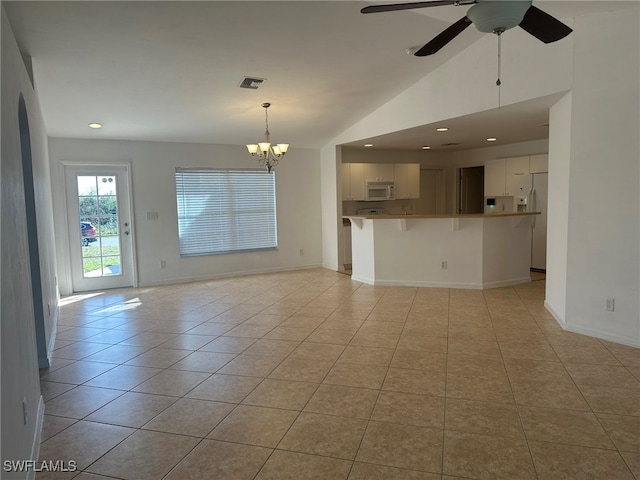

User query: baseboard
[544,300,566,328]
[39,305,59,369]
[351,276,482,289]
[563,322,640,348]
[350,274,375,285]
[544,301,639,348]
[140,264,325,287]
[27,395,45,480]
[351,275,531,290]
[481,276,532,289]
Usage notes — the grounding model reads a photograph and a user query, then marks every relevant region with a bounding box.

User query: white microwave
[365,181,395,201]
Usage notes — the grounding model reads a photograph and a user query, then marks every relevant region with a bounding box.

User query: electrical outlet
[160,260,166,269]
[605,297,615,312]
[299,248,304,256]
[441,261,447,270]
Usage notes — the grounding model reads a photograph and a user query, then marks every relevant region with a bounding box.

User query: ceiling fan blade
[361,1,466,14]
[519,5,573,43]
[414,16,472,56]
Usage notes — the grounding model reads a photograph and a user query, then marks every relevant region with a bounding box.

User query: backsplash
[484,196,513,214]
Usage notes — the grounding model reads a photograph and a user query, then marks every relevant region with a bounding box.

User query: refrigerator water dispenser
[516,196,528,212]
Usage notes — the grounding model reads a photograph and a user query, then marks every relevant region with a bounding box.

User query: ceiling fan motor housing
[467,0,532,33]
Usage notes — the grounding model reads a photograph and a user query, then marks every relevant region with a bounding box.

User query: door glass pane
[77,175,122,277]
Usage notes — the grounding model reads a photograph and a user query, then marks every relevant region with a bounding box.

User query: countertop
[343,212,540,220]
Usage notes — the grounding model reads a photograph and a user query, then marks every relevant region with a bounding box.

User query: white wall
[545,92,572,325]
[320,144,341,270]
[350,216,531,289]
[49,138,322,293]
[2,6,52,476]
[559,9,639,346]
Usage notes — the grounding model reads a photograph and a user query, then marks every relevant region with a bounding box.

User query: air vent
[239,77,265,89]
[441,142,461,147]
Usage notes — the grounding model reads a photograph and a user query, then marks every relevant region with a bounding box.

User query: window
[175,168,277,256]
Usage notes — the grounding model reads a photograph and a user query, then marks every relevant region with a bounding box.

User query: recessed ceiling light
[422,146,431,150]
[88,123,102,129]
[436,127,449,132]
[486,137,497,142]
[364,143,374,147]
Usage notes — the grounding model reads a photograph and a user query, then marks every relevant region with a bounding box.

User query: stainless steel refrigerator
[512,173,548,271]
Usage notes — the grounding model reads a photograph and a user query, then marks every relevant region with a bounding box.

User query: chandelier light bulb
[247,144,259,155]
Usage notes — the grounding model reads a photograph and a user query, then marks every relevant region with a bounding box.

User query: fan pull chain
[496,31,502,108]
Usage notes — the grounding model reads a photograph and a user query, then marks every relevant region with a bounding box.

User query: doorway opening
[459,166,484,214]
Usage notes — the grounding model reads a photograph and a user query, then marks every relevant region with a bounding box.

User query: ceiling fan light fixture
[466,0,532,34]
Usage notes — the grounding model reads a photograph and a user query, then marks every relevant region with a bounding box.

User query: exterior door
[65,164,135,291]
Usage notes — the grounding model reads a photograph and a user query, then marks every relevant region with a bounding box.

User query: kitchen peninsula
[344,212,540,289]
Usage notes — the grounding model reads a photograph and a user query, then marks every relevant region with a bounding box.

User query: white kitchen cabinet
[364,163,394,182]
[485,156,533,196]
[506,156,529,177]
[394,163,420,199]
[484,159,507,196]
[505,156,530,196]
[342,163,365,201]
[529,154,549,173]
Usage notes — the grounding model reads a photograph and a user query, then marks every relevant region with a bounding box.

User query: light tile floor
[38,269,640,479]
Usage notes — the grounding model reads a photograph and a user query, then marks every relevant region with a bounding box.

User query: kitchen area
[341,151,548,288]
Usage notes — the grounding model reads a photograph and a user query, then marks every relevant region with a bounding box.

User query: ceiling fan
[361,0,573,56]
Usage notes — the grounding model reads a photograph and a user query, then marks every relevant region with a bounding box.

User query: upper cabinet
[342,163,420,200]
[484,159,508,196]
[505,156,529,177]
[529,154,549,173]
[342,163,365,201]
[364,163,394,182]
[485,154,548,196]
[394,163,420,199]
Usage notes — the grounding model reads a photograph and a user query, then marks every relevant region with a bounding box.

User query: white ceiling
[4,1,635,151]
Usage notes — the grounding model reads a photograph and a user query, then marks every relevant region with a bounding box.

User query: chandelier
[246,103,289,173]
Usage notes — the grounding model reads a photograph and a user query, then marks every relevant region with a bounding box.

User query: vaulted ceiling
[4,1,634,151]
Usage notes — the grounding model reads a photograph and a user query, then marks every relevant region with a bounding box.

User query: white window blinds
[175,168,277,256]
